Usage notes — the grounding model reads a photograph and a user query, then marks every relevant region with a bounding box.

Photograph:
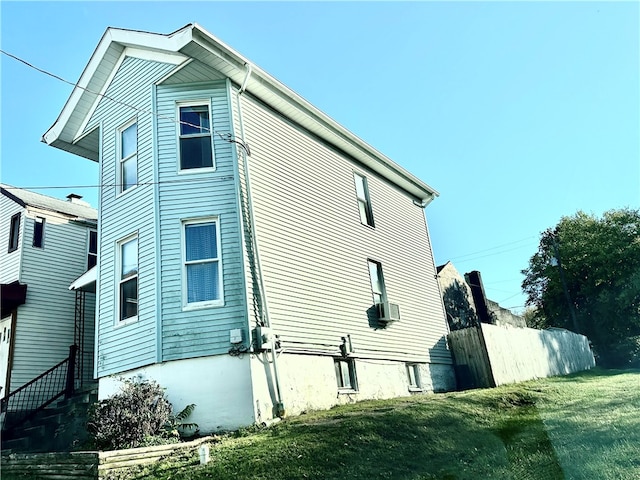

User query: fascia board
[42,25,195,148]
[190,24,439,201]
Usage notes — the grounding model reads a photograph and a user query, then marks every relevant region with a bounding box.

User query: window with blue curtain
[185,221,220,304]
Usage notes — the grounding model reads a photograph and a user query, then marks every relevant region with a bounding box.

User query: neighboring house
[0,186,97,399]
[437,261,526,331]
[43,24,455,431]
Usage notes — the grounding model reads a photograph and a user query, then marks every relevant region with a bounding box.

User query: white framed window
[183,218,223,308]
[7,213,20,253]
[334,358,358,391]
[354,173,374,227]
[407,363,422,390]
[87,230,98,269]
[117,234,138,323]
[32,217,45,249]
[178,102,214,171]
[118,120,138,193]
[368,259,387,305]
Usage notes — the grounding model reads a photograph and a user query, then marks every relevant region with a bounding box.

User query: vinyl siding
[156,81,247,361]
[0,195,24,283]
[235,89,451,364]
[10,208,95,390]
[83,56,176,377]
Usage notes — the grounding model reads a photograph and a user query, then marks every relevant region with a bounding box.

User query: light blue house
[43,24,454,431]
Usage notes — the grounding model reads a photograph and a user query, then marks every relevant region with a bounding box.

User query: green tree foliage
[522,208,640,366]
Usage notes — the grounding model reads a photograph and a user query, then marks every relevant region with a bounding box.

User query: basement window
[407,363,422,391]
[334,358,358,392]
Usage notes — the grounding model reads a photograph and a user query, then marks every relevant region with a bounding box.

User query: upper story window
[87,230,98,269]
[118,120,138,193]
[179,104,214,170]
[368,259,387,305]
[183,218,222,307]
[32,217,45,248]
[354,173,374,227]
[7,213,21,253]
[118,235,138,322]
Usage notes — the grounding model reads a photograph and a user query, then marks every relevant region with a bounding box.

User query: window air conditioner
[377,302,400,323]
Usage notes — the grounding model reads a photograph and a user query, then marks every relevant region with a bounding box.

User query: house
[0,185,97,399]
[437,261,526,331]
[42,24,455,431]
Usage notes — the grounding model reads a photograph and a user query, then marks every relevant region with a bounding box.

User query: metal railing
[1,345,76,431]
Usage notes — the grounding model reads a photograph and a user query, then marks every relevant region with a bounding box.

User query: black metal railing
[1,345,76,431]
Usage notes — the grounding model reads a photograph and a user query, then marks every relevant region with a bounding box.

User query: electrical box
[230,328,243,344]
[254,326,273,351]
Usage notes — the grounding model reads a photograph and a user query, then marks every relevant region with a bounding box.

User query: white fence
[448,324,596,389]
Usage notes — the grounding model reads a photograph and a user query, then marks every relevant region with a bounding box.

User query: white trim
[123,46,186,65]
[181,216,224,310]
[154,58,194,86]
[176,100,216,173]
[115,232,139,326]
[74,48,128,143]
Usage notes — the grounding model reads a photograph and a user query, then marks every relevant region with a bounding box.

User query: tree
[522,208,640,366]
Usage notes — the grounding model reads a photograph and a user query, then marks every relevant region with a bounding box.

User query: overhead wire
[0,48,250,155]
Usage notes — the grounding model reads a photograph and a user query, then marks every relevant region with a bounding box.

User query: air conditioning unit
[377,302,400,323]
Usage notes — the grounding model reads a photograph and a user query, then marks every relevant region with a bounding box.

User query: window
[7,213,20,253]
[184,219,222,306]
[354,173,374,227]
[368,260,387,304]
[179,104,213,170]
[407,364,421,390]
[118,235,138,322]
[87,230,98,269]
[334,358,358,391]
[118,121,137,192]
[32,217,45,248]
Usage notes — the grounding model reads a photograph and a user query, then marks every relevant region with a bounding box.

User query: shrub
[88,378,173,450]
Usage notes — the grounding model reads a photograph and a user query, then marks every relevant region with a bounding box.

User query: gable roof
[1,185,97,222]
[42,23,438,204]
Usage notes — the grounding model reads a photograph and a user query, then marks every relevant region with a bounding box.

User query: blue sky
[1,2,638,313]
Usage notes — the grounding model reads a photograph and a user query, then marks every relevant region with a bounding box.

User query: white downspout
[236,63,285,417]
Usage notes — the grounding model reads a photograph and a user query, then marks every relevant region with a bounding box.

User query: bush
[88,378,173,450]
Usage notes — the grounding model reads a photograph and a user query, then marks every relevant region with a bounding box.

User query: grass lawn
[108,368,640,480]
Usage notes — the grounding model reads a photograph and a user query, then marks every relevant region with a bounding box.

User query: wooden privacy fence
[0,436,214,479]
[448,324,596,389]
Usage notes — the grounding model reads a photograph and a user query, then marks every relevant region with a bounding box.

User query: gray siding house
[43,24,454,431]
[0,186,97,398]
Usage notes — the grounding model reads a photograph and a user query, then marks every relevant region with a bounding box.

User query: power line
[448,235,538,262]
[0,48,250,156]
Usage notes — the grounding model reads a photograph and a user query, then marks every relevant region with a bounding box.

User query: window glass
[354,173,374,226]
[368,260,385,304]
[335,359,357,390]
[120,122,137,192]
[88,230,98,269]
[179,105,213,170]
[185,221,221,304]
[119,237,138,321]
[8,213,20,253]
[33,217,45,248]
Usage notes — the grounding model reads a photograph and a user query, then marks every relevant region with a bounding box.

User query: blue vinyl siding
[156,81,247,361]
[82,56,176,377]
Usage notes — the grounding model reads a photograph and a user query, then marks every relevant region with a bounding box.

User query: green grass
[107,368,640,480]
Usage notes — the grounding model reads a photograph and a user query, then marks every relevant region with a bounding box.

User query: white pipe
[236,63,285,417]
